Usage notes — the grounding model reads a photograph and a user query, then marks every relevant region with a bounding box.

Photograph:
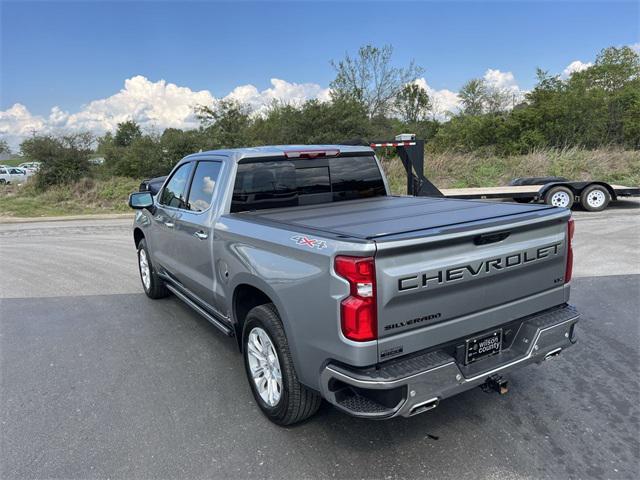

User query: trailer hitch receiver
[483,374,509,395]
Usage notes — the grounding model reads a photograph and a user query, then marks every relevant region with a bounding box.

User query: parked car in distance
[0,166,28,184]
[18,162,41,175]
[129,144,579,425]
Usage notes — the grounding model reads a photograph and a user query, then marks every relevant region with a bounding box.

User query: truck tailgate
[374,207,571,361]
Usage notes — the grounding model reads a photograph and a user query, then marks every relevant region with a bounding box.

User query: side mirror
[128,191,154,209]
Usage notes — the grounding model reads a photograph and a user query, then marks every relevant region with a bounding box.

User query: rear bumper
[319,304,579,419]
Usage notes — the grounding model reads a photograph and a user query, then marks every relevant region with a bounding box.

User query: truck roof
[184,145,373,162]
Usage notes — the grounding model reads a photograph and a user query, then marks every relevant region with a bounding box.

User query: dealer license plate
[465,329,502,364]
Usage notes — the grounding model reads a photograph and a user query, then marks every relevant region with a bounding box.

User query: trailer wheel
[580,184,610,212]
[545,186,574,208]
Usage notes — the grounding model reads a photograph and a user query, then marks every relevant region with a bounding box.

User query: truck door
[151,162,193,275]
[171,160,223,308]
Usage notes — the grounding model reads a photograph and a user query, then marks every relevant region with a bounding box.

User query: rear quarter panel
[216,216,377,390]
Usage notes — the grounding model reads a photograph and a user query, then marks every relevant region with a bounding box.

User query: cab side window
[159,162,193,208]
[186,161,222,212]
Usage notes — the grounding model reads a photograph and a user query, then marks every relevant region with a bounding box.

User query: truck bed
[240,196,560,241]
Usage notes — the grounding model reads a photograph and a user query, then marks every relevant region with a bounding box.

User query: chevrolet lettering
[398,242,563,292]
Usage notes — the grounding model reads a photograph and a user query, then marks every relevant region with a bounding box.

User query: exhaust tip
[409,397,439,416]
[544,348,562,361]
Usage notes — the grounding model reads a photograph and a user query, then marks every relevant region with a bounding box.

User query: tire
[513,197,534,203]
[137,238,169,299]
[544,186,575,208]
[580,184,610,212]
[243,303,321,425]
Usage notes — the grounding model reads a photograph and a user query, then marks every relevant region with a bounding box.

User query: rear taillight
[565,217,575,283]
[334,256,377,342]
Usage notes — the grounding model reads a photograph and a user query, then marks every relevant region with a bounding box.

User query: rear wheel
[580,184,610,212]
[243,303,321,425]
[545,186,574,208]
[137,239,169,299]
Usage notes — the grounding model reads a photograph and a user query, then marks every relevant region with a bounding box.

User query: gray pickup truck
[128,145,579,425]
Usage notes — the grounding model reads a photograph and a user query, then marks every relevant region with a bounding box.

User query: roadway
[1,200,638,479]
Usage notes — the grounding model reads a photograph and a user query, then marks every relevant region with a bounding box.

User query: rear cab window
[231,155,386,212]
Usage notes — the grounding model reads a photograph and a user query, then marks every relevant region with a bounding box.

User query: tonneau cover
[242,196,558,240]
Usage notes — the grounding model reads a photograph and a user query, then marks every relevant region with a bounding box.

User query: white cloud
[483,69,525,105]
[483,69,516,91]
[64,75,214,133]
[561,60,593,79]
[0,104,47,149]
[414,78,460,119]
[0,75,331,150]
[224,78,330,114]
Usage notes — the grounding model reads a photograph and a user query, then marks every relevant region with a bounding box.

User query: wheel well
[133,228,144,247]
[545,183,577,195]
[233,284,273,349]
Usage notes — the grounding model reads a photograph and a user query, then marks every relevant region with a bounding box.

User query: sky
[1,0,639,149]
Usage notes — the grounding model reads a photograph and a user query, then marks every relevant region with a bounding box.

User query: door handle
[164,222,175,228]
[194,231,208,240]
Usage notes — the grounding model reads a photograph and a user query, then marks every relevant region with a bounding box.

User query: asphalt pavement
[1,200,639,479]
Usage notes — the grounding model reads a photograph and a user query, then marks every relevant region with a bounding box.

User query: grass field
[1,147,638,217]
[0,177,140,218]
[0,158,24,167]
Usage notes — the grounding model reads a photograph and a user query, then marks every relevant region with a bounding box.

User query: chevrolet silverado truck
[128,144,579,425]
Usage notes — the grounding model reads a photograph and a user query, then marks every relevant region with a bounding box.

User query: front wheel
[137,239,169,299]
[243,304,321,425]
[545,186,575,208]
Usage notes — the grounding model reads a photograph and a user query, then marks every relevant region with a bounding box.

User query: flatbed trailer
[370,137,640,212]
[440,183,640,208]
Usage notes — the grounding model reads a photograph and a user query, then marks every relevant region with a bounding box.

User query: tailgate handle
[474,232,510,245]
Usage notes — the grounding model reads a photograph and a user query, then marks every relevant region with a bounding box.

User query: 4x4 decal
[291,235,327,249]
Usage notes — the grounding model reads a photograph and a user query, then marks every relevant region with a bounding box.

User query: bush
[20,133,93,190]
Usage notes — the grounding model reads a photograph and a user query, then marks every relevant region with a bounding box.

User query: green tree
[330,44,423,118]
[577,46,640,92]
[395,83,431,123]
[21,133,93,189]
[113,120,142,147]
[195,99,252,149]
[459,79,487,115]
